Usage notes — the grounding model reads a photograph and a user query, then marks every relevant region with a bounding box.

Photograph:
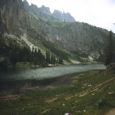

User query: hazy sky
[27,0,115,32]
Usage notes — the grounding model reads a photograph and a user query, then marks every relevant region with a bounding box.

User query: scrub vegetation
[0,70,115,115]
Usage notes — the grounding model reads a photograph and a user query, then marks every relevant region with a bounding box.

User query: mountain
[0,0,114,69]
[52,10,75,22]
[45,22,110,61]
[23,0,76,22]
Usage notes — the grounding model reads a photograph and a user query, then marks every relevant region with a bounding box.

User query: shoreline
[0,69,104,95]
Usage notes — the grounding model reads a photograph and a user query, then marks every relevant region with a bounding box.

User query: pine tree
[59,57,63,64]
[46,50,51,63]
[38,50,46,66]
[105,31,114,65]
[51,55,56,64]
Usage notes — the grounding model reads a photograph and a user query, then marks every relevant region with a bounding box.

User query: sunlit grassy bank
[0,70,115,115]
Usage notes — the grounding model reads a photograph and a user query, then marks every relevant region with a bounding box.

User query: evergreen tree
[58,57,63,64]
[105,31,114,65]
[33,50,38,65]
[50,55,56,64]
[37,50,46,66]
[46,50,51,63]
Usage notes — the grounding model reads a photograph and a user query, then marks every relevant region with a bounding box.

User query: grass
[0,71,115,115]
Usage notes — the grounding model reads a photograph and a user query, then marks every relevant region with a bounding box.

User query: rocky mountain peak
[53,10,75,22]
[40,5,51,14]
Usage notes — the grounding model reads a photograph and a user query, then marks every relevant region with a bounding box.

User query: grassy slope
[0,71,115,115]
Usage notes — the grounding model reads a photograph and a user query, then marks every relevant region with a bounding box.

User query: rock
[108,91,114,95]
[83,110,86,112]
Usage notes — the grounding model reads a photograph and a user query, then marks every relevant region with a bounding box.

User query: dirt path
[105,108,115,115]
[90,77,115,92]
[65,76,115,100]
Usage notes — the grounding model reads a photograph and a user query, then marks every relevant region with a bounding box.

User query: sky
[27,0,115,32]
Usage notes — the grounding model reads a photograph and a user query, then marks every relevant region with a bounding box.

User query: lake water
[0,64,106,80]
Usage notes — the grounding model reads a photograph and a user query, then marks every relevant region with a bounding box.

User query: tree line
[0,39,63,70]
[105,31,115,65]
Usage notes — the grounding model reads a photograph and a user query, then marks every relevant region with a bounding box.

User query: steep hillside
[0,0,30,34]
[0,0,70,70]
[22,0,114,62]
[45,22,110,61]
[0,0,114,69]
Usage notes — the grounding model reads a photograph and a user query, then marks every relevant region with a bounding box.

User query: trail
[90,77,115,92]
[65,76,115,100]
[105,108,115,115]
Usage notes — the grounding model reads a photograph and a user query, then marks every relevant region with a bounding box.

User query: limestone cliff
[0,0,29,34]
